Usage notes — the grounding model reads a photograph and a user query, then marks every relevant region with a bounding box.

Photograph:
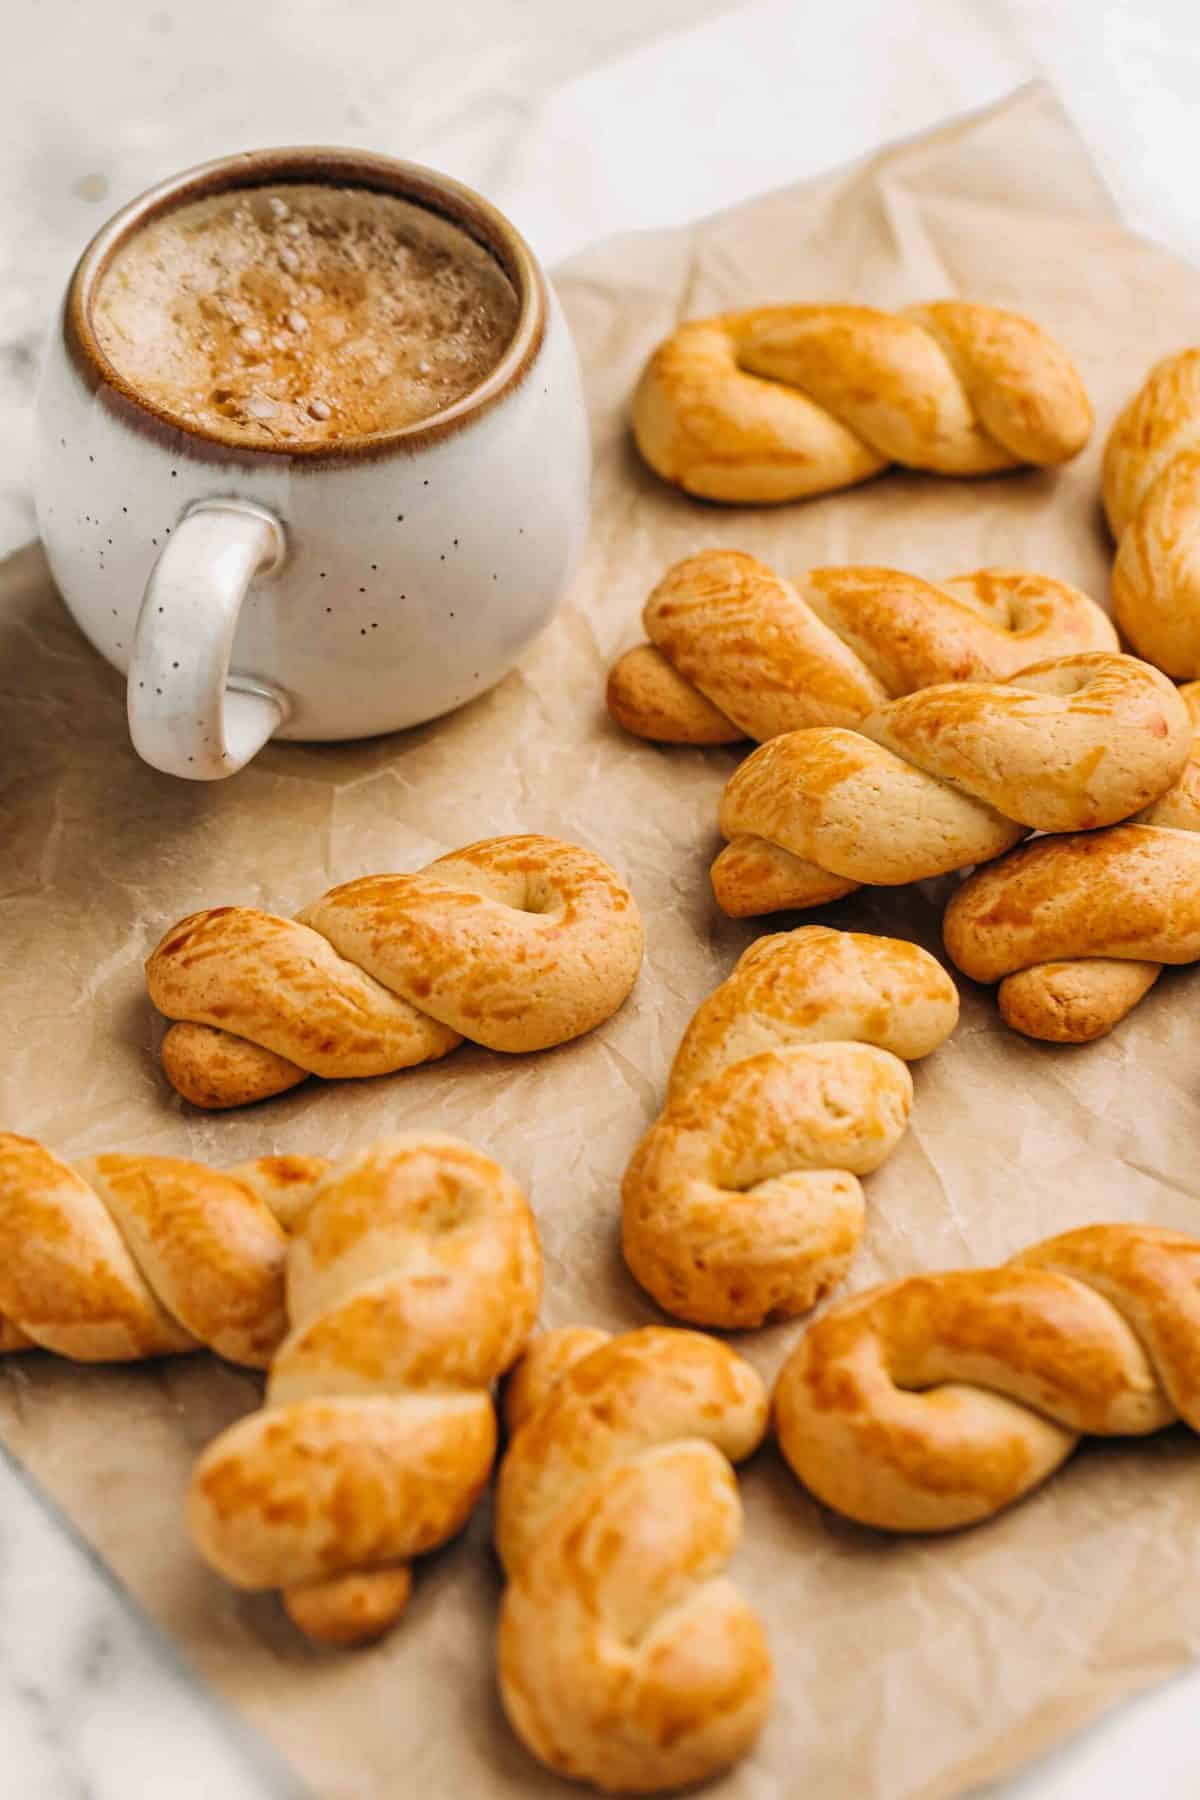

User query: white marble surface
[0,1441,303,1799]
[3,1,1200,1794]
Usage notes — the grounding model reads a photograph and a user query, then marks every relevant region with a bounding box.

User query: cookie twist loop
[607,551,1116,745]
[713,653,1190,917]
[942,681,1200,1042]
[1105,350,1200,676]
[146,834,644,1109]
[495,1326,771,1795]
[0,1133,329,1365]
[621,928,958,1328]
[189,1134,541,1646]
[773,1225,1200,1532]
[632,303,1091,504]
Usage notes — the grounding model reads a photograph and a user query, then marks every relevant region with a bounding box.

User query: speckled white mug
[34,148,591,779]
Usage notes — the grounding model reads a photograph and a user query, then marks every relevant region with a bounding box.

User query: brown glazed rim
[64,146,548,462]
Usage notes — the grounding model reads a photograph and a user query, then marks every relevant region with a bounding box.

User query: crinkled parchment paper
[2,81,1200,1800]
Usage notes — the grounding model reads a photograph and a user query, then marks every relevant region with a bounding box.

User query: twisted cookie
[712,652,1190,917]
[773,1225,1200,1532]
[944,685,1200,1041]
[190,1134,541,1646]
[1104,349,1200,676]
[495,1325,771,1794]
[633,302,1091,504]
[0,1132,328,1365]
[146,834,644,1109]
[621,928,958,1328]
[607,550,1116,746]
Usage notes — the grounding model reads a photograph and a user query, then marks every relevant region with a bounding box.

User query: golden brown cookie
[189,1134,542,1646]
[713,653,1190,916]
[147,834,644,1107]
[608,551,1116,744]
[633,302,1091,503]
[495,1326,771,1793]
[774,1225,1200,1532]
[622,928,958,1328]
[0,1133,329,1364]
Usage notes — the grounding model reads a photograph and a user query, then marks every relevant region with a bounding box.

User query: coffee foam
[91,184,521,446]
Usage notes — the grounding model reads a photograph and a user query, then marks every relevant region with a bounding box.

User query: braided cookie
[607,551,1116,746]
[1104,349,1200,676]
[190,1134,541,1647]
[632,302,1091,504]
[495,1325,771,1794]
[944,684,1200,1042]
[773,1224,1200,1533]
[621,929,958,1329]
[0,1132,328,1365]
[712,652,1190,917]
[146,834,644,1110]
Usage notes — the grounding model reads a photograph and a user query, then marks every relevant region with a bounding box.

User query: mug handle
[128,497,289,780]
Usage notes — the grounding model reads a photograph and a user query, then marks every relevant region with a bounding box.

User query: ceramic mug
[34,148,591,779]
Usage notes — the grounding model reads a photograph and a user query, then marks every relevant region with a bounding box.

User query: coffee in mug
[91,185,521,448]
[35,149,590,779]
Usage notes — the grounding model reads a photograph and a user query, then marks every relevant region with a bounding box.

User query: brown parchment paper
[3,81,1200,1800]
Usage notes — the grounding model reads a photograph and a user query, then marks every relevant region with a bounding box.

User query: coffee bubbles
[91,184,521,447]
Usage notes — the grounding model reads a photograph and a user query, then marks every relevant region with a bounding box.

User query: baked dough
[189,1134,541,1645]
[1104,349,1200,676]
[622,928,958,1327]
[774,1224,1200,1531]
[633,302,1091,503]
[712,653,1190,916]
[495,1325,772,1793]
[943,682,1200,1041]
[608,551,1116,745]
[0,1132,328,1364]
[146,834,644,1108]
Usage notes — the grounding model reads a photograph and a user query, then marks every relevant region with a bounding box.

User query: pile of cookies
[6,302,1200,1796]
